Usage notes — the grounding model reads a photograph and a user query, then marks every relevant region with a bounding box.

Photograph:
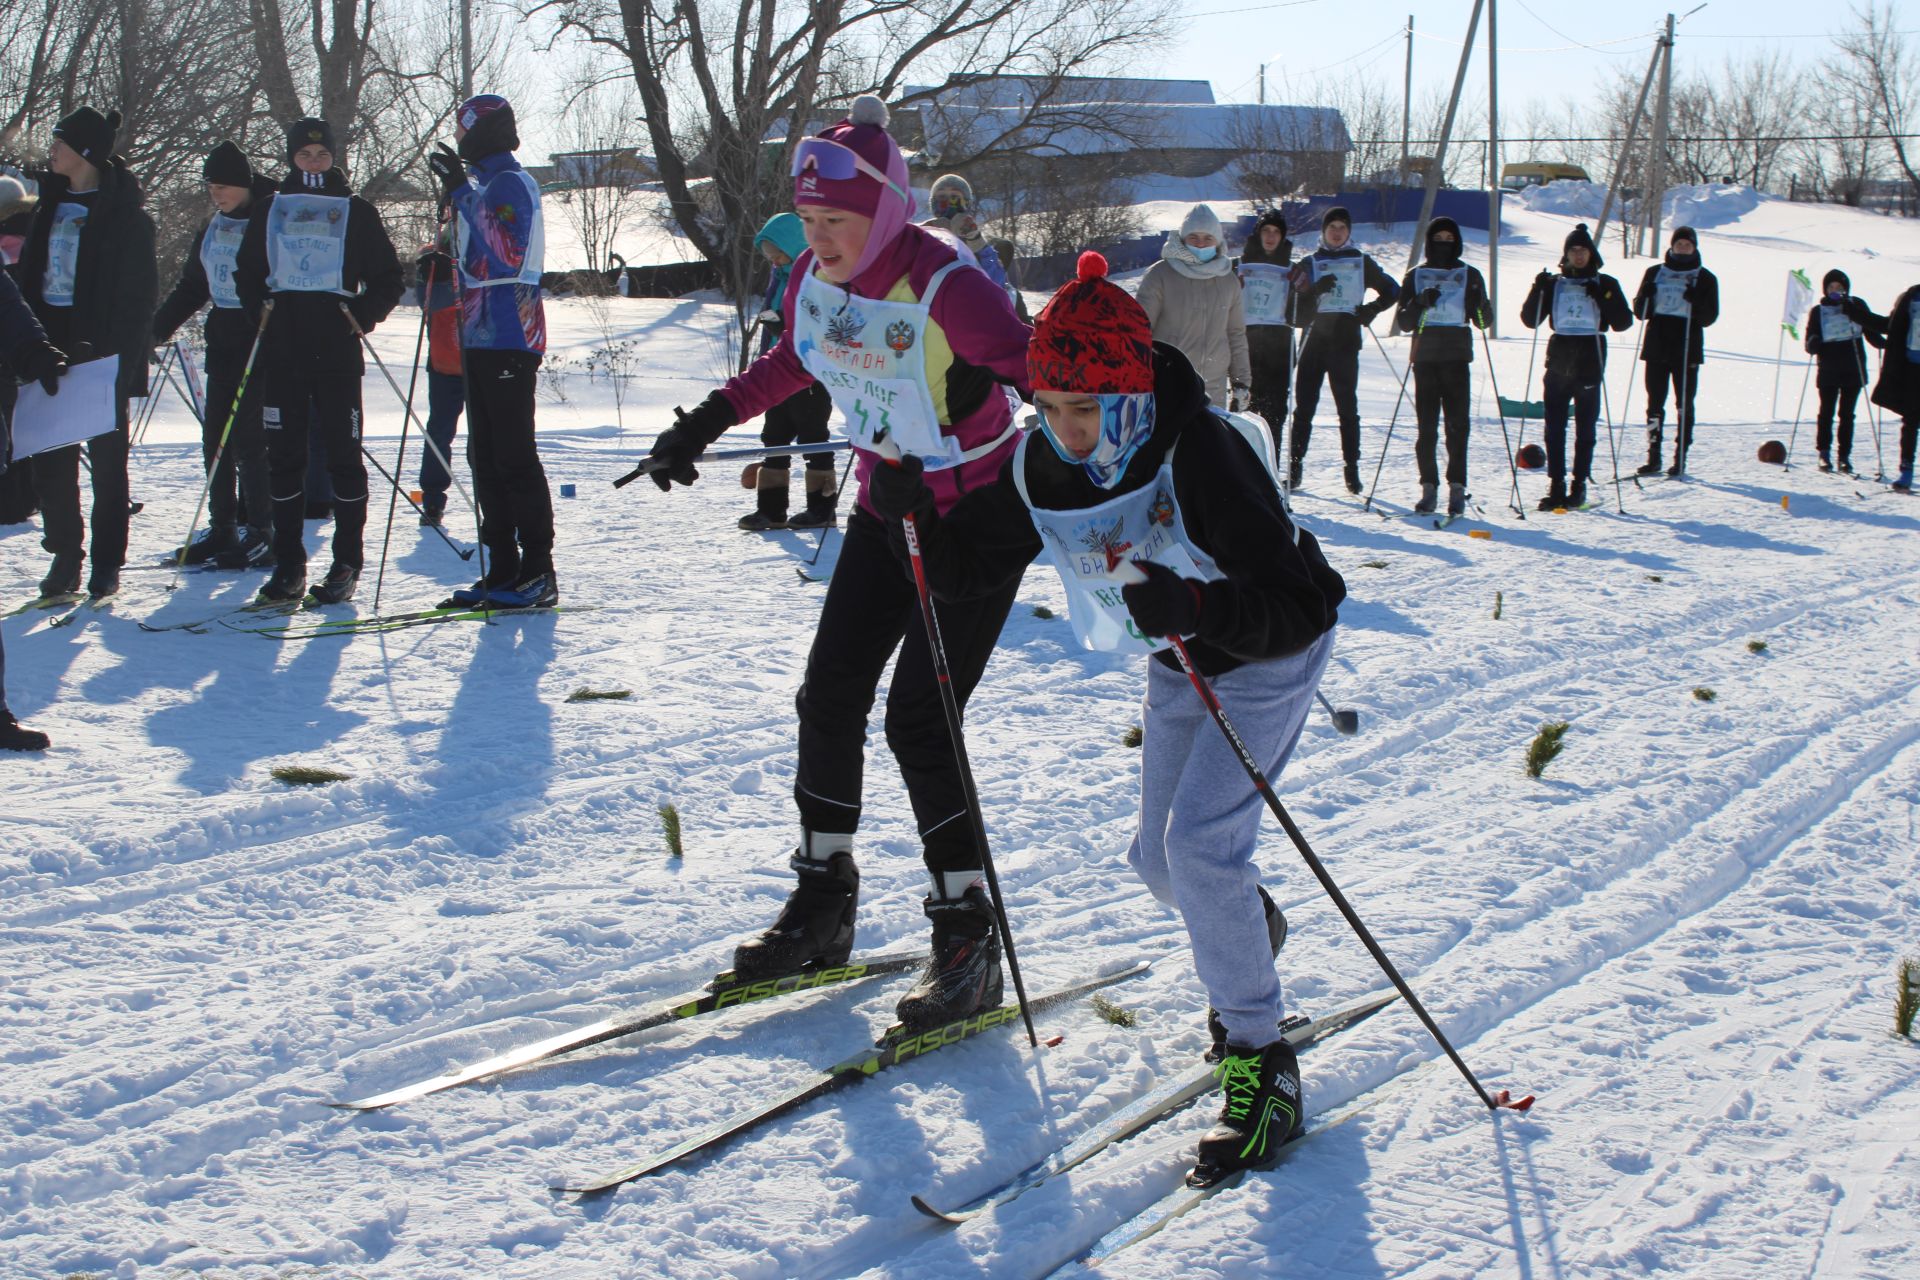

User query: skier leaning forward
[866,251,1347,1185]
[644,96,1035,1030]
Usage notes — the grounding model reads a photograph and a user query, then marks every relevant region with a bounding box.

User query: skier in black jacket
[1519,223,1633,510]
[866,251,1345,1188]
[1237,208,1295,468]
[235,118,404,605]
[1,267,68,750]
[15,107,158,600]
[1287,206,1399,493]
[1870,282,1920,491]
[152,143,280,570]
[1802,269,1886,474]
[1393,216,1490,516]
[1630,225,1720,477]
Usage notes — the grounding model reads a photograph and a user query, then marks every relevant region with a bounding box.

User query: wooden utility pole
[1641,13,1677,257]
[1595,37,1664,251]
[460,2,474,100]
[1486,0,1499,338]
[1408,0,1486,270]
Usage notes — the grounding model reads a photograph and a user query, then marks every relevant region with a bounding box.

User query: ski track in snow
[2,193,1918,1278]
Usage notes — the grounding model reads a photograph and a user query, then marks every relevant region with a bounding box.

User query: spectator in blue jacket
[740,212,836,531]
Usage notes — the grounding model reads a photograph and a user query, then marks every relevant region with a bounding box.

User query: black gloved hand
[417,250,455,283]
[1312,274,1339,297]
[428,143,465,204]
[647,393,736,492]
[1418,287,1441,309]
[1843,294,1871,321]
[1534,270,1555,292]
[1681,284,1699,304]
[867,451,935,523]
[14,339,67,395]
[1122,561,1205,639]
[1356,299,1387,326]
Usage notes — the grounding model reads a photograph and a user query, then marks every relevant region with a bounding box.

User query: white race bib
[1653,266,1695,318]
[1311,256,1364,315]
[201,213,249,309]
[1413,266,1469,328]
[1908,298,1920,355]
[265,194,352,294]
[1552,277,1600,336]
[456,168,546,289]
[1239,263,1291,326]
[1818,304,1860,345]
[42,202,86,306]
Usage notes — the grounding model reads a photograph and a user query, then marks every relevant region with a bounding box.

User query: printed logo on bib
[1413,266,1468,328]
[263,406,282,427]
[885,320,915,352]
[1552,278,1600,336]
[1653,266,1695,318]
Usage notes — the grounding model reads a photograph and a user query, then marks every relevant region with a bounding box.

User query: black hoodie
[1802,270,1886,383]
[1393,217,1489,364]
[17,157,158,401]
[152,173,282,355]
[1631,245,1720,366]
[1519,224,1632,383]
[895,342,1346,678]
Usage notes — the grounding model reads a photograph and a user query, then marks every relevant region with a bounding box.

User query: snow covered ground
[4,192,1918,1279]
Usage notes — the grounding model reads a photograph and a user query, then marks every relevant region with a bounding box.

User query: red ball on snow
[1076,250,1109,281]
[1516,442,1547,471]
[1757,439,1787,465]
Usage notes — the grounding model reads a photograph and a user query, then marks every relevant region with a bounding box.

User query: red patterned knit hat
[1028,252,1155,394]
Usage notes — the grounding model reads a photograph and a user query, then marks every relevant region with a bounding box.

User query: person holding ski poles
[739,211,837,532]
[429,94,557,609]
[1519,223,1632,511]
[1136,204,1251,414]
[1630,225,1719,478]
[643,96,1034,1031]
[1,265,68,750]
[235,118,404,605]
[15,106,157,602]
[1393,216,1490,517]
[1804,269,1885,475]
[1288,206,1398,494]
[151,142,279,571]
[1870,281,1920,492]
[1238,209,1295,469]
[864,250,1347,1187]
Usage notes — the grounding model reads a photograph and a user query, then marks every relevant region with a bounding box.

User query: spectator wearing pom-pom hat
[866,249,1346,1183]
[643,94,1036,1033]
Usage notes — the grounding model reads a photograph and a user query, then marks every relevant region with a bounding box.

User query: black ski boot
[1447,484,1468,518]
[86,567,119,601]
[39,551,82,598]
[1188,1038,1304,1188]
[1568,478,1588,508]
[730,848,859,980]
[1207,887,1290,1061]
[785,470,839,530]
[1287,456,1304,490]
[256,564,307,605]
[894,883,1004,1032]
[0,711,50,752]
[215,527,275,571]
[1818,451,1834,473]
[1413,484,1437,515]
[1343,462,1362,495]
[1636,421,1664,476]
[308,562,360,604]
[1536,477,1568,512]
[176,524,237,565]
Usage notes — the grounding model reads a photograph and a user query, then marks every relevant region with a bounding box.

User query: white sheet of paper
[8,354,119,460]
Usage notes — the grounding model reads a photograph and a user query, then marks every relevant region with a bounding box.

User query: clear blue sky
[1167,0,1868,115]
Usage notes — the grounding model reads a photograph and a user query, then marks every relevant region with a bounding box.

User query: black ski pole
[1477,326,1527,520]
[800,447,857,573]
[373,257,437,611]
[1619,315,1648,490]
[875,434,1038,1048]
[1861,344,1887,480]
[1594,335,1626,514]
[1315,690,1359,735]
[1515,296,1543,455]
[168,303,272,591]
[1119,566,1530,1112]
[1363,321,1414,512]
[1784,356,1813,468]
[359,439,473,561]
[613,436,853,489]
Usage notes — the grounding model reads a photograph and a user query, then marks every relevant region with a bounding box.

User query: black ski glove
[1311,274,1339,297]
[647,393,736,492]
[1682,283,1699,304]
[1844,295,1872,322]
[1534,270,1555,292]
[13,339,67,394]
[1356,299,1387,326]
[867,452,936,523]
[429,143,465,207]
[1418,287,1441,309]
[1122,561,1204,639]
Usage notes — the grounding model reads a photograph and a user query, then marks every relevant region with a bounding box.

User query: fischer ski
[553,959,1154,1194]
[910,989,1400,1225]
[137,598,301,634]
[331,951,925,1111]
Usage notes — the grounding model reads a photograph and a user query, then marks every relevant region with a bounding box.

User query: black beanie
[202,141,254,188]
[286,118,337,165]
[455,94,520,163]
[1823,268,1851,294]
[1322,205,1352,232]
[53,107,119,165]
[1671,225,1698,246]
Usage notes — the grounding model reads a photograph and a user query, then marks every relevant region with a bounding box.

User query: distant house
[542,148,658,190]
[889,75,1349,197]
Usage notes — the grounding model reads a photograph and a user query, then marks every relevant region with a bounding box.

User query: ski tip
[910,1194,965,1224]
[1493,1089,1536,1112]
[1044,1035,1065,1048]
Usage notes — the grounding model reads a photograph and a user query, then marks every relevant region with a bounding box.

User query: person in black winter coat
[1630,225,1720,477]
[1,267,68,749]
[15,106,158,600]
[1393,216,1490,516]
[234,118,404,605]
[1803,268,1886,474]
[1237,208,1295,468]
[1288,205,1399,493]
[152,142,281,570]
[1870,282,1920,491]
[1519,222,1633,510]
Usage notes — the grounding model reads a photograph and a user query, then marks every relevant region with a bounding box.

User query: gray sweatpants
[1127,629,1333,1048]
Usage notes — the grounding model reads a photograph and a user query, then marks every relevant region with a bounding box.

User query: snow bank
[1510,179,1610,218]
[1511,179,1765,231]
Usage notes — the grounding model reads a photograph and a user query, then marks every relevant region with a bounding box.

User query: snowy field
[3,193,1918,1279]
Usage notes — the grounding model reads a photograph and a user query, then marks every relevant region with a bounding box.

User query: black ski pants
[263,366,368,570]
[1643,358,1699,459]
[1541,370,1600,483]
[1290,337,1360,465]
[202,340,271,533]
[795,506,1021,875]
[1247,325,1293,467]
[1815,375,1863,463]
[1900,415,1918,475]
[1413,361,1471,489]
[31,386,129,573]
[465,348,554,575]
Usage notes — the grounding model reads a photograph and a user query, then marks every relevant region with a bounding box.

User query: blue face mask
[1187,243,1218,263]
[1036,392,1158,489]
